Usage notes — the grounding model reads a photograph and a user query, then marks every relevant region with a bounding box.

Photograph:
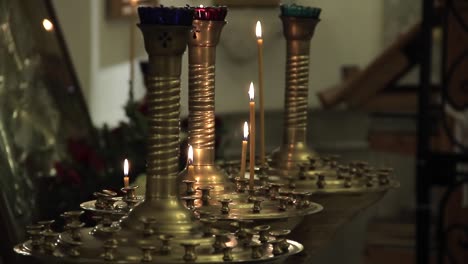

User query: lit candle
[42,19,54,32]
[187,144,195,179]
[256,21,265,167]
[123,159,130,188]
[240,122,249,179]
[249,82,256,189]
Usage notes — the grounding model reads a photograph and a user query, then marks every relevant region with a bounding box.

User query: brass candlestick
[179,19,232,195]
[270,16,320,177]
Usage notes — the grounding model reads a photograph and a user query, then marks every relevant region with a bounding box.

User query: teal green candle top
[280,4,321,19]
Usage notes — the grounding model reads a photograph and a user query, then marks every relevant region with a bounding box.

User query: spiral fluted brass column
[180,20,231,194]
[124,24,200,235]
[271,16,320,177]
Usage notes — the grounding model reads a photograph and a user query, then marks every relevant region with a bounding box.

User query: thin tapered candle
[249,82,256,189]
[240,122,249,179]
[256,21,265,167]
[123,159,130,187]
[129,0,138,100]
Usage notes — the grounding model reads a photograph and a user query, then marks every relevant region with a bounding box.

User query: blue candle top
[138,6,194,26]
[280,4,321,19]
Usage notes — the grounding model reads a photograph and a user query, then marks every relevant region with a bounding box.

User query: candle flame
[249,82,255,101]
[188,144,194,165]
[255,21,262,38]
[243,122,249,140]
[42,19,54,31]
[124,159,129,176]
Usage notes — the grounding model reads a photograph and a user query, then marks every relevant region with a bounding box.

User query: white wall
[54,0,384,127]
[52,0,93,103]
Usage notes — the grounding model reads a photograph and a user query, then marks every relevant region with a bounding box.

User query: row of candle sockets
[26,217,294,261]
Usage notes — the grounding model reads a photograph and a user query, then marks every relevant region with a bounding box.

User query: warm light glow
[200,4,204,7]
[124,159,129,176]
[225,239,236,247]
[249,82,255,101]
[243,122,249,140]
[255,21,262,38]
[188,145,194,165]
[130,0,138,6]
[42,19,53,31]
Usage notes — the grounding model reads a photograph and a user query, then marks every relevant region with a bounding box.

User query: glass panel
[0,0,93,261]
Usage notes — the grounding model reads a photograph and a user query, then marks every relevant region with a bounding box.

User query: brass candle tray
[15,218,303,263]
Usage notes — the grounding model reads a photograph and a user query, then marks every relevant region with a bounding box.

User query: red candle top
[194,6,227,21]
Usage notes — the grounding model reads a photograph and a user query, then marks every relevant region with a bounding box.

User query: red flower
[138,96,149,116]
[54,162,82,186]
[67,138,106,172]
[88,151,105,172]
[54,162,66,178]
[68,139,92,163]
[67,169,82,186]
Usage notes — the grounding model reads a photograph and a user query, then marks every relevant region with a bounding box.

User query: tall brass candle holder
[181,12,230,194]
[269,12,320,176]
[13,7,305,263]
[121,19,199,236]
